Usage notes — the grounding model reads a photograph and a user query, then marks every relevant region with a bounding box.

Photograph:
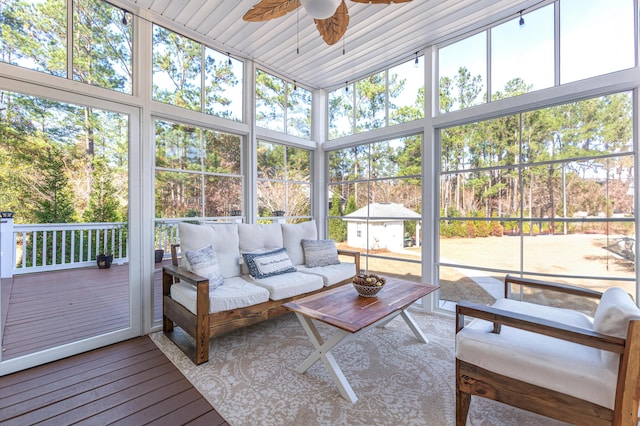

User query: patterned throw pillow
[184,245,224,289]
[242,248,296,279]
[301,239,340,268]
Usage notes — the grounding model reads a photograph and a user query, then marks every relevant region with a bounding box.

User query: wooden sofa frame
[163,244,360,364]
[456,275,640,426]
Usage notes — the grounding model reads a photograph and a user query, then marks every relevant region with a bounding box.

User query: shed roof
[344,202,421,221]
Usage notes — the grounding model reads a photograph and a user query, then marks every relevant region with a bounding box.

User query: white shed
[344,202,421,251]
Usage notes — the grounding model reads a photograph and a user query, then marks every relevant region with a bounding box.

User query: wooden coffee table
[283,278,439,403]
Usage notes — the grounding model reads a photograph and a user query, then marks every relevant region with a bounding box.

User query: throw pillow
[302,239,340,268]
[242,248,296,279]
[184,245,224,289]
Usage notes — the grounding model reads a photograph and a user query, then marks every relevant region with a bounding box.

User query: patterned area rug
[150,311,567,426]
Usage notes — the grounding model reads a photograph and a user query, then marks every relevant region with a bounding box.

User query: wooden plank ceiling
[120,0,540,89]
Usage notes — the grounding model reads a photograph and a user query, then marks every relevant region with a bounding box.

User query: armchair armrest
[162,264,210,317]
[456,301,625,354]
[504,274,603,300]
[338,249,361,274]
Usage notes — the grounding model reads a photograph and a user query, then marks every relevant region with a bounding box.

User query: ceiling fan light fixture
[300,0,341,20]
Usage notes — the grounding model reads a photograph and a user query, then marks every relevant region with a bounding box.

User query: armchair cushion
[456,298,616,409]
[594,287,640,339]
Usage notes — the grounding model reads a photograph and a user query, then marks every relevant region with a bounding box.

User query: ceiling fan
[243,0,412,46]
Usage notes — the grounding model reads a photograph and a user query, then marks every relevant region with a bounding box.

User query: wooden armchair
[455,275,640,426]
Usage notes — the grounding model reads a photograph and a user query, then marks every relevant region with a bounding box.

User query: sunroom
[0,0,638,412]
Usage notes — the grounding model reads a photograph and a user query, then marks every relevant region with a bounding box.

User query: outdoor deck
[1,263,166,360]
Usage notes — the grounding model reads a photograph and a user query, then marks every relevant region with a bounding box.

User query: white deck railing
[1,218,239,277]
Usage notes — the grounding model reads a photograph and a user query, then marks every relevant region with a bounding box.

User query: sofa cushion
[183,245,224,289]
[170,276,270,314]
[456,298,616,409]
[179,222,241,278]
[297,262,356,286]
[238,223,283,252]
[302,239,340,268]
[252,271,324,300]
[282,220,317,265]
[242,248,296,279]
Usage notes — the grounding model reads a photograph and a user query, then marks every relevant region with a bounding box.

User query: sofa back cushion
[179,222,241,278]
[282,220,317,265]
[238,223,283,252]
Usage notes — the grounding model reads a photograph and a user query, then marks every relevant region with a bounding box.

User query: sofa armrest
[456,300,625,354]
[338,249,361,275]
[162,264,210,317]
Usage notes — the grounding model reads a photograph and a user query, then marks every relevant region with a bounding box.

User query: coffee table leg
[401,309,429,343]
[293,313,358,403]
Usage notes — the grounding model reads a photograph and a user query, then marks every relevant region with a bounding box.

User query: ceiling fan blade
[243,0,301,22]
[350,0,412,3]
[315,1,349,45]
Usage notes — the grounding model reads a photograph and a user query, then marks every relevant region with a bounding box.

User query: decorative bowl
[352,274,386,297]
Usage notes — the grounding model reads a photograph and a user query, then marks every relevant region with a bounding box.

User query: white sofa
[162,220,360,364]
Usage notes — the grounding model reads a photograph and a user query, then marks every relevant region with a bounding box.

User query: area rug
[150,312,567,426]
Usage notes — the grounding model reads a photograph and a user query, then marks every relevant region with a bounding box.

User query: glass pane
[203,130,241,174]
[522,228,635,281]
[155,170,202,218]
[287,83,311,139]
[73,0,132,94]
[155,121,202,171]
[442,120,519,172]
[438,32,487,113]
[328,146,370,182]
[257,180,285,217]
[389,58,424,124]
[286,182,311,216]
[522,93,633,162]
[440,223,522,271]
[440,169,522,219]
[438,265,500,306]
[560,0,635,83]
[328,85,354,140]
[257,141,285,179]
[0,0,66,76]
[203,175,242,217]
[364,257,421,282]
[491,5,554,99]
[368,179,422,215]
[152,25,201,111]
[255,70,285,132]
[286,146,311,178]
[356,71,386,132]
[204,47,243,121]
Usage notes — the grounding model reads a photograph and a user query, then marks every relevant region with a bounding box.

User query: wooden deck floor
[0,336,228,425]
[1,263,165,360]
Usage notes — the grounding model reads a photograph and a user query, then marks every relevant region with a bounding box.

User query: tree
[328,192,346,242]
[33,146,76,224]
[83,157,122,222]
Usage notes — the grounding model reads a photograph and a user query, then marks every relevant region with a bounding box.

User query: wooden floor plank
[0,337,228,425]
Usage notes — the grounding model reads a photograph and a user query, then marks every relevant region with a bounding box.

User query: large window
[438,0,635,113]
[328,135,423,280]
[152,25,243,121]
[1,0,133,93]
[438,92,634,308]
[328,57,424,140]
[154,119,243,218]
[256,141,311,222]
[255,70,312,139]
